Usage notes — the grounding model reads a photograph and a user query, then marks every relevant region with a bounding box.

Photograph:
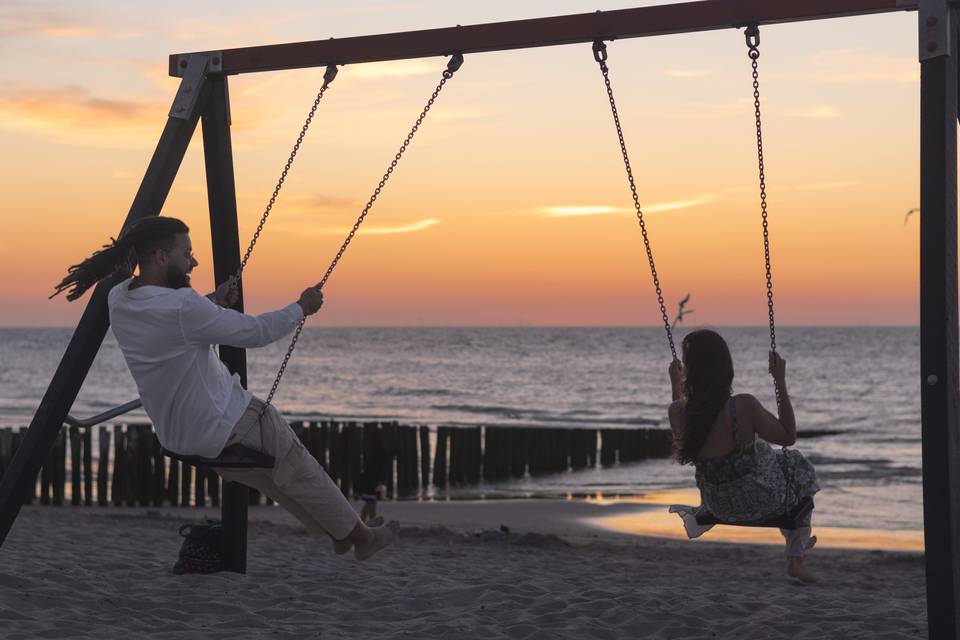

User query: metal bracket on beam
[920,0,951,60]
[169,52,222,119]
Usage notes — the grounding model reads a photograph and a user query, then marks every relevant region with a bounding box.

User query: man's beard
[164,263,191,289]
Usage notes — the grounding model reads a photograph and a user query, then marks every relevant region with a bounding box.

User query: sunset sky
[0,1,926,326]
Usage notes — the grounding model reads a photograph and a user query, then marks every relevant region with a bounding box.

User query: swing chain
[744,25,782,406]
[261,54,465,410]
[593,40,677,361]
[233,64,340,281]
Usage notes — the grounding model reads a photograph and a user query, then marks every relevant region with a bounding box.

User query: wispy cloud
[541,206,622,217]
[248,194,356,216]
[348,60,438,80]
[274,218,440,236]
[0,83,161,148]
[331,3,424,14]
[634,99,754,121]
[540,195,718,218]
[796,180,860,191]
[808,48,918,84]
[0,6,141,39]
[663,69,711,78]
[784,105,840,119]
[721,181,860,196]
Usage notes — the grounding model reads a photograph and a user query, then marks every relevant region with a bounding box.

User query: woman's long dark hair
[50,216,189,301]
[673,329,735,465]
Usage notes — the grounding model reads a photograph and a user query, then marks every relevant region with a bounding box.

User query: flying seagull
[672,293,694,330]
[904,208,919,226]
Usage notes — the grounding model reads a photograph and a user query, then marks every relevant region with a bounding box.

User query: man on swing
[52,215,399,560]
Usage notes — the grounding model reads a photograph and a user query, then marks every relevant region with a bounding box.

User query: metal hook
[323,64,339,85]
[444,52,464,78]
[744,24,760,50]
[592,39,608,63]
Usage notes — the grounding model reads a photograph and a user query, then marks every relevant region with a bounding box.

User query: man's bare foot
[805,535,817,551]
[332,517,384,554]
[788,557,818,584]
[354,520,400,561]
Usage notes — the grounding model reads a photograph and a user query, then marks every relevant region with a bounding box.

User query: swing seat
[695,495,814,530]
[163,444,275,469]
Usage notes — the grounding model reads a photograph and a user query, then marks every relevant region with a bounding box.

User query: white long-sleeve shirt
[107,278,304,457]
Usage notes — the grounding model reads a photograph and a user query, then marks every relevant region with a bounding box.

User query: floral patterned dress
[694,397,819,524]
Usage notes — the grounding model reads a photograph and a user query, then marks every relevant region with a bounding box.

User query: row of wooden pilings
[0,421,672,508]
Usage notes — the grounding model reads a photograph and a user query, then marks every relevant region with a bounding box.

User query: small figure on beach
[667,329,820,583]
[52,216,399,561]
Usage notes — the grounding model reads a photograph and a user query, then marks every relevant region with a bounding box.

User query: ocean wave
[430,404,659,427]
[378,387,462,398]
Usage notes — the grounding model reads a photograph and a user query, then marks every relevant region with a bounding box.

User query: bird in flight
[672,293,694,330]
[904,208,919,226]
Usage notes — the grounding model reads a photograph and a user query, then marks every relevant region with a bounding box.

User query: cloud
[331,3,424,14]
[633,99,754,121]
[541,206,622,217]
[347,60,439,80]
[0,6,141,39]
[783,106,840,119]
[721,181,860,196]
[248,193,356,216]
[808,48,918,84]
[275,218,440,236]
[795,180,860,191]
[0,83,162,148]
[540,195,718,218]
[663,69,711,78]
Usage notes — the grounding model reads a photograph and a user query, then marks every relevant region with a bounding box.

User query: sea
[0,326,922,534]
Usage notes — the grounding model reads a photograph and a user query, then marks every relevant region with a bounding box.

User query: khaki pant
[216,397,359,540]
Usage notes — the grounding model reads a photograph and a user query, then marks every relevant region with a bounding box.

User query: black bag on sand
[173,522,223,575]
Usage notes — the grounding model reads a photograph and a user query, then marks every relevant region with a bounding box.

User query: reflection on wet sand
[588,488,924,552]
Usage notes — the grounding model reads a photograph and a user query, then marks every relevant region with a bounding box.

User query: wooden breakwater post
[98,426,110,506]
[52,428,65,505]
[395,425,420,497]
[82,426,93,506]
[432,426,449,487]
[69,426,81,506]
[419,425,430,488]
[0,430,12,489]
[350,422,364,498]
[112,425,125,506]
[0,421,671,509]
[448,427,465,485]
[327,421,341,488]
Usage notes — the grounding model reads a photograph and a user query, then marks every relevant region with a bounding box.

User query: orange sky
[0,1,928,326]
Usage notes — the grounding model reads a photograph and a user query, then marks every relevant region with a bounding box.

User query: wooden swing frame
[0,3,956,635]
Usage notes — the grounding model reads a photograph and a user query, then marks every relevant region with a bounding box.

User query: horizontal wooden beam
[169,0,917,77]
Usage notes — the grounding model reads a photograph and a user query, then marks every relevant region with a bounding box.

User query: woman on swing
[667,329,820,583]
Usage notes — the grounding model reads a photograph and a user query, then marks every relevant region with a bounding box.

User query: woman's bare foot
[354,520,400,561]
[787,557,818,584]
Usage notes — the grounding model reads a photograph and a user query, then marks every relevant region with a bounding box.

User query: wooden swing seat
[695,495,814,530]
[163,444,275,469]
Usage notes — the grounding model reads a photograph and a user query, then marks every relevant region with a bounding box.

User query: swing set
[1,1,958,635]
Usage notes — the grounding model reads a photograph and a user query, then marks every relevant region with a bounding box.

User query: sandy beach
[0,500,926,639]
